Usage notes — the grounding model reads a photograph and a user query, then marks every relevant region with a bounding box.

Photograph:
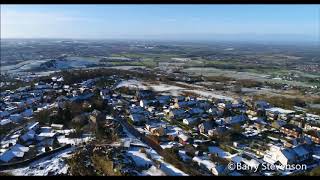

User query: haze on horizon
[1,5,320,44]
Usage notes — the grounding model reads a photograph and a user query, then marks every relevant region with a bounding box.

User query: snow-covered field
[4,147,75,176]
[115,79,234,101]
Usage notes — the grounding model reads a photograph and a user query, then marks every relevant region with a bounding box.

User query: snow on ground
[5,147,75,176]
[126,147,153,168]
[115,79,234,101]
[160,141,181,149]
[146,149,188,176]
[115,80,148,90]
[149,84,185,92]
[184,90,234,101]
[208,146,232,158]
[141,165,166,176]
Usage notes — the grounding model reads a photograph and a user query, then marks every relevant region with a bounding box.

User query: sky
[1,5,320,43]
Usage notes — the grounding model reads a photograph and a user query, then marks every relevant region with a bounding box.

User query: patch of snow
[6,147,74,176]
[141,165,166,176]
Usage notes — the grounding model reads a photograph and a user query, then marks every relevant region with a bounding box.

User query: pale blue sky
[1,5,319,42]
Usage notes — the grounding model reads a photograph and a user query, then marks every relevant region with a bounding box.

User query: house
[266,107,295,121]
[51,124,64,130]
[173,96,185,103]
[178,133,191,145]
[9,114,23,123]
[157,95,171,105]
[280,124,302,138]
[188,108,205,116]
[304,130,320,144]
[174,100,197,109]
[140,99,158,108]
[26,122,39,131]
[0,111,10,118]
[290,117,305,128]
[145,124,166,137]
[0,119,12,126]
[21,130,36,142]
[192,155,226,176]
[89,109,103,125]
[271,119,287,129]
[136,90,154,100]
[183,117,200,126]
[168,109,187,120]
[129,113,146,126]
[254,100,271,110]
[208,126,228,137]
[0,144,30,163]
[263,145,311,166]
[21,109,33,117]
[225,114,247,125]
[198,121,215,134]
[36,132,57,141]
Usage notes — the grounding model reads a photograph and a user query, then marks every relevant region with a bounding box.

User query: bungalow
[280,124,302,138]
[0,144,30,163]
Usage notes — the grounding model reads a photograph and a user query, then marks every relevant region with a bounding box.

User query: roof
[292,145,310,157]
[208,146,231,158]
[266,107,295,114]
[26,122,39,130]
[38,132,57,138]
[0,119,12,126]
[281,149,297,160]
[21,130,36,142]
[178,133,189,142]
[281,124,302,133]
[0,144,29,162]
